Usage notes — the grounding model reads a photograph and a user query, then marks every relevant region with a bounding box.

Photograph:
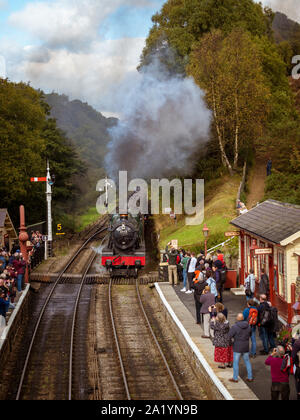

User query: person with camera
[165,243,179,286]
[265,346,290,400]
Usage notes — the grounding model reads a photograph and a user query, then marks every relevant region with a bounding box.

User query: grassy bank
[154,175,241,255]
[75,206,100,232]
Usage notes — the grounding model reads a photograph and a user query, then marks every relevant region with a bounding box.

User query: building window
[278,250,286,299]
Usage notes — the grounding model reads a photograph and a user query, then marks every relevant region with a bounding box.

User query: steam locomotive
[101,213,146,277]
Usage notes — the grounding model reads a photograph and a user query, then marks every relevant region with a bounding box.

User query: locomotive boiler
[101,213,145,277]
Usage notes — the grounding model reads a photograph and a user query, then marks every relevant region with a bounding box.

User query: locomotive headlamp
[105,260,112,267]
[135,260,141,267]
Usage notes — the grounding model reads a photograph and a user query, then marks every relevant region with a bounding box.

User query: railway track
[108,280,183,400]
[15,220,108,400]
[90,281,207,400]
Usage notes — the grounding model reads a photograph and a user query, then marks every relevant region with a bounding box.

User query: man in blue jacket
[229,313,253,383]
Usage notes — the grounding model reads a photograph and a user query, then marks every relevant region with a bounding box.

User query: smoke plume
[105,56,212,180]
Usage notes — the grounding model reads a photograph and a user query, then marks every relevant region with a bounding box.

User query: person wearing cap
[265,346,290,400]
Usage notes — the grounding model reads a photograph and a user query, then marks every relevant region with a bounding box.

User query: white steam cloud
[105,57,212,179]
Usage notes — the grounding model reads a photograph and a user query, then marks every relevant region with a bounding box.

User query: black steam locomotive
[101,213,145,277]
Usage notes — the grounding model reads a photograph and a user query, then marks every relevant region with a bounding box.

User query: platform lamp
[202,223,210,257]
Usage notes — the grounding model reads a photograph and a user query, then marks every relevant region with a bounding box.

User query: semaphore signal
[30,160,55,259]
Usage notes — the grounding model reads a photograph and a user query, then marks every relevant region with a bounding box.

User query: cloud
[8,0,158,51]
[2,0,164,113]
[260,0,300,22]
[0,0,7,10]
[9,0,119,51]
[0,37,146,113]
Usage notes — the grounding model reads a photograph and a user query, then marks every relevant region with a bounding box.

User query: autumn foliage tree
[187,29,270,174]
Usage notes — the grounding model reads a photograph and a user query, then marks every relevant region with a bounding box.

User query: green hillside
[44,93,118,213]
[155,175,240,254]
[45,93,117,169]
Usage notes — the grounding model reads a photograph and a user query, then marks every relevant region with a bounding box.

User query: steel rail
[108,279,131,400]
[68,233,108,400]
[16,223,107,400]
[135,279,184,400]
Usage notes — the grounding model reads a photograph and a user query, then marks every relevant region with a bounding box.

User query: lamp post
[19,205,29,285]
[202,223,210,257]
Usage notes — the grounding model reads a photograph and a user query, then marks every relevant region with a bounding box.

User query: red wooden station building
[231,199,300,324]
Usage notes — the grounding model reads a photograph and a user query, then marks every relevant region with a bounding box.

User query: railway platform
[157,283,297,400]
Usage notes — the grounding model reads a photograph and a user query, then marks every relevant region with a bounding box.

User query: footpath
[172,285,297,400]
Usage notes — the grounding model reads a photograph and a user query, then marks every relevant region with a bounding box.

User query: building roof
[0,209,7,228]
[231,200,300,245]
[0,209,17,238]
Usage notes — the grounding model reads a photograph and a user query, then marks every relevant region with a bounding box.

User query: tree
[140,0,272,70]
[0,79,85,226]
[187,29,270,173]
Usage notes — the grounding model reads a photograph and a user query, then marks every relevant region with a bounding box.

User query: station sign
[254,248,273,255]
[224,231,240,237]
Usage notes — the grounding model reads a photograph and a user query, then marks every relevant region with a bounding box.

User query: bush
[264,172,300,205]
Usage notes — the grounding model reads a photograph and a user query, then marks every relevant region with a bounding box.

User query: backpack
[261,306,272,327]
[248,308,258,326]
[281,354,294,375]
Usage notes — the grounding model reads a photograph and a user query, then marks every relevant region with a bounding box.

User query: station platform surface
[156,282,297,400]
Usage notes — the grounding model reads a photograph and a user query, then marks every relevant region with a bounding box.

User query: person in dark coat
[258,294,276,354]
[212,263,223,303]
[210,313,233,368]
[191,273,207,325]
[199,285,215,338]
[258,268,270,299]
[228,313,253,383]
[292,335,300,400]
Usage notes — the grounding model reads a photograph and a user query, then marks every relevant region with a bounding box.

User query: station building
[231,199,300,324]
[0,209,18,251]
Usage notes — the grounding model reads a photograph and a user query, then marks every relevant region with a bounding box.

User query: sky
[0,0,299,116]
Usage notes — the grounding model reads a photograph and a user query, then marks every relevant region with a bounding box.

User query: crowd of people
[0,231,44,330]
[164,243,300,400]
[0,247,26,329]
